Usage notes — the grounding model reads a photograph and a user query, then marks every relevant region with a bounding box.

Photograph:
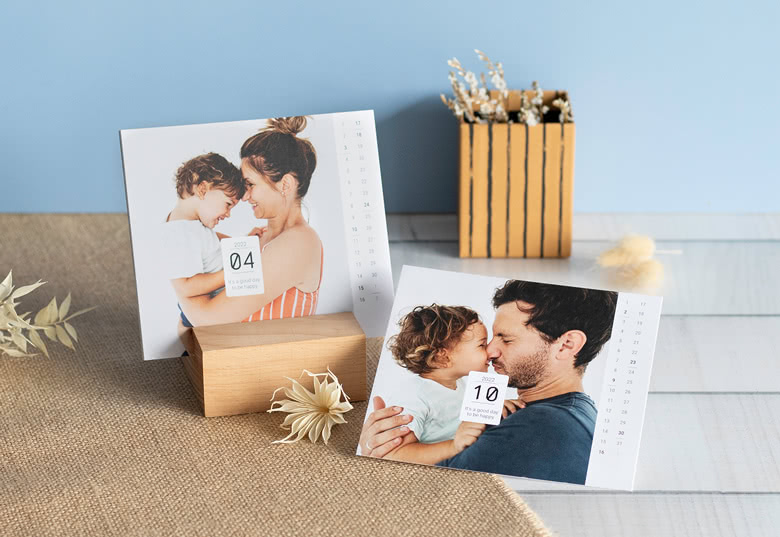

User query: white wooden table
[386,213,780,537]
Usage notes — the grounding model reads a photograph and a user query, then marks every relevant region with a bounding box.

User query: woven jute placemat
[0,214,551,536]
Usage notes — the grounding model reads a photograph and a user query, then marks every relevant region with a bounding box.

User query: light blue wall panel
[1,1,778,212]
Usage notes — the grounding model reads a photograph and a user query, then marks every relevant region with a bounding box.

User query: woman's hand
[453,421,486,453]
[502,398,526,418]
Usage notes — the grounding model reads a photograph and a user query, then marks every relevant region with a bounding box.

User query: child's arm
[502,398,526,418]
[171,270,225,298]
[216,232,231,240]
[248,226,268,238]
[383,421,486,465]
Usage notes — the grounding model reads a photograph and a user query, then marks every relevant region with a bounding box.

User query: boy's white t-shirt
[160,220,222,279]
[390,374,467,444]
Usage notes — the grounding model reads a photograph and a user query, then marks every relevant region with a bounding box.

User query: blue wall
[1,1,778,213]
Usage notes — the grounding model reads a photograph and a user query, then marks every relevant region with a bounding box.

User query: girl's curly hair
[388,304,480,375]
[174,152,245,200]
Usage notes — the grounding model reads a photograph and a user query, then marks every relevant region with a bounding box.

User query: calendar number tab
[459,371,510,425]
[220,236,264,297]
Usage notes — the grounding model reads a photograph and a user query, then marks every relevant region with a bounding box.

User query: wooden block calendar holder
[180,312,366,417]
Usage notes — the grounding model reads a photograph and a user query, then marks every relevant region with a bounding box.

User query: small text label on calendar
[459,371,510,425]
[220,236,264,297]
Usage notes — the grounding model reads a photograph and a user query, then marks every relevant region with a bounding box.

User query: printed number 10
[230,251,255,270]
[474,385,498,401]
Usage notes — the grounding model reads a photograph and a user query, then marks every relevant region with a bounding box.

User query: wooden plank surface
[389,241,780,315]
[572,213,780,241]
[650,316,780,392]
[387,213,780,242]
[500,394,780,493]
[522,493,780,537]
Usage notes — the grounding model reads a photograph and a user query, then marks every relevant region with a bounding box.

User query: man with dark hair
[359,280,618,485]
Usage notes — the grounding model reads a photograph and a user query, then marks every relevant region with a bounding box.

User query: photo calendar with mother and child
[120,111,394,360]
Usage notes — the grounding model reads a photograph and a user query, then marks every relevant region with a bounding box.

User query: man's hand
[453,421,486,453]
[358,396,414,458]
[502,398,526,418]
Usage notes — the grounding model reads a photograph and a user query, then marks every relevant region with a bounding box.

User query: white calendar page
[585,292,663,490]
[359,266,662,491]
[120,111,393,360]
[332,112,395,337]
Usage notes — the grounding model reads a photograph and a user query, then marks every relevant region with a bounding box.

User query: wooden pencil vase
[180,312,366,417]
[458,90,575,258]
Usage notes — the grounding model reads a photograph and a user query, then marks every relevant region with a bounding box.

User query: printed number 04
[229,251,255,270]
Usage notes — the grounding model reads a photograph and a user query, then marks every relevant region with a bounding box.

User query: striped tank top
[243,242,323,322]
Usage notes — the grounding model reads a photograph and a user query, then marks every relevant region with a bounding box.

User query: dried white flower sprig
[268,368,354,445]
[441,49,509,123]
[552,97,574,123]
[0,270,96,358]
[441,50,573,124]
[519,81,550,126]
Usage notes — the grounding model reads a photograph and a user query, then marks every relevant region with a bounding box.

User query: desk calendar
[120,111,394,360]
[360,266,662,491]
[585,292,662,490]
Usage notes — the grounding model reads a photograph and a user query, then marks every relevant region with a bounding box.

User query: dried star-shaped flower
[267,369,353,444]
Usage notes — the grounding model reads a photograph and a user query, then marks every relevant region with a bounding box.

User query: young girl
[162,152,245,328]
[381,304,514,465]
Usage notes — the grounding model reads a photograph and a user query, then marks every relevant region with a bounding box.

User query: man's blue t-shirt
[436,392,597,485]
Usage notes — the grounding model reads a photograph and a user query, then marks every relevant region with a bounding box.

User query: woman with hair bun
[178,116,324,325]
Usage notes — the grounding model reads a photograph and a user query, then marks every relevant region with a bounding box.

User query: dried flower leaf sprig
[268,368,353,445]
[441,49,573,125]
[0,270,96,358]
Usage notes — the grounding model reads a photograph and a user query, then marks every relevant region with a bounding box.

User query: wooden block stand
[181,312,366,417]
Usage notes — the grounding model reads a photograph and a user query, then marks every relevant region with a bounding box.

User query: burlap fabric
[0,214,551,536]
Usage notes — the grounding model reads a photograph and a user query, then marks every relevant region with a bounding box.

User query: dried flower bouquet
[441,49,574,125]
